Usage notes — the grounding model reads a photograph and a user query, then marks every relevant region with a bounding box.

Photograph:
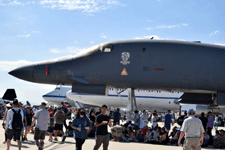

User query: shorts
[48,127,54,133]
[165,124,171,131]
[54,124,63,131]
[34,128,47,140]
[27,121,32,126]
[21,126,25,134]
[7,129,21,141]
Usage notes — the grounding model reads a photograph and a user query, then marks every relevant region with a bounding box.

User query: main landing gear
[126,88,137,121]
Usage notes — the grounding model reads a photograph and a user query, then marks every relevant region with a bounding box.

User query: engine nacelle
[72,84,108,95]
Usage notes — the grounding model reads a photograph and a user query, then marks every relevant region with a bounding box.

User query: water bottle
[79,124,81,132]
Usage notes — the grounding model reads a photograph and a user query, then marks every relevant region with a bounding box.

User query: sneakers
[54,138,58,142]
[22,137,25,142]
[3,141,7,144]
[62,135,66,143]
[49,139,53,142]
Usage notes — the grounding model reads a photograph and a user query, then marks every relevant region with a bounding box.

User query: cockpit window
[100,43,113,52]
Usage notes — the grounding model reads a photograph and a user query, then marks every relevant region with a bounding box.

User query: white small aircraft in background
[42,87,93,108]
[43,86,183,112]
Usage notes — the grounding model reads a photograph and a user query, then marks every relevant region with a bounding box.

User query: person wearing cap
[178,109,205,150]
[31,102,50,150]
[5,99,24,150]
[163,109,174,133]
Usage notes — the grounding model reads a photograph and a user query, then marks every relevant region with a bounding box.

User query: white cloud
[215,43,225,46]
[0,60,32,72]
[90,41,95,44]
[31,31,40,34]
[49,46,86,54]
[9,1,23,5]
[17,34,30,37]
[147,23,188,30]
[39,0,124,13]
[210,30,219,36]
[134,35,162,40]
[101,33,107,38]
[0,0,36,6]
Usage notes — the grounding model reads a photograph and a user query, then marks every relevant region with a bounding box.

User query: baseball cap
[187,109,195,114]
[167,109,171,112]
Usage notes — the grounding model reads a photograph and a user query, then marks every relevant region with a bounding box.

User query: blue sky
[0,0,225,105]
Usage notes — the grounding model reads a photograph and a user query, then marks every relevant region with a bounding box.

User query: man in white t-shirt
[151,110,158,128]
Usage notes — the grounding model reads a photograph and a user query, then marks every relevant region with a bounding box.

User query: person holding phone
[72,108,90,150]
[93,104,113,150]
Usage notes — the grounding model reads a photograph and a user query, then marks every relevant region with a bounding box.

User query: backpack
[12,109,23,130]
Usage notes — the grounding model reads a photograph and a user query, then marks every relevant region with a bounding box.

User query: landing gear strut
[212,93,218,106]
[126,88,137,121]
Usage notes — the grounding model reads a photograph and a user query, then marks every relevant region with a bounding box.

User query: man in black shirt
[93,105,112,150]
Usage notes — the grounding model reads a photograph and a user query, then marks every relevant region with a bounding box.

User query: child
[48,112,55,142]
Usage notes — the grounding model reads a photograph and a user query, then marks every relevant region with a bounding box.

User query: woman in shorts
[24,106,33,141]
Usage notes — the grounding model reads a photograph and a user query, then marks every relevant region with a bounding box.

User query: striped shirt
[181,116,205,138]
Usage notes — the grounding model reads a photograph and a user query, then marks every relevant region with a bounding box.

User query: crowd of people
[1,99,225,150]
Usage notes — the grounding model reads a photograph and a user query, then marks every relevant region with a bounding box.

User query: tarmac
[0,119,224,150]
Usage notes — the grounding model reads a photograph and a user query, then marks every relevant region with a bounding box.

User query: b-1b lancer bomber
[9,40,225,110]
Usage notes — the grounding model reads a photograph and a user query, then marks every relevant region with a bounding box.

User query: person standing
[140,110,149,127]
[31,102,50,150]
[53,107,66,142]
[2,103,12,144]
[113,108,121,126]
[19,102,27,142]
[206,111,214,144]
[163,109,174,133]
[133,110,140,131]
[5,99,24,150]
[24,106,33,141]
[71,108,90,150]
[151,110,158,129]
[93,105,113,150]
[199,112,208,132]
[178,109,205,150]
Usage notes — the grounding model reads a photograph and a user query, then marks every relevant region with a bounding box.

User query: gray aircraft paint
[8,40,225,104]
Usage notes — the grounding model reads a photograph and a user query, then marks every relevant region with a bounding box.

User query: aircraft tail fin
[2,89,17,101]
[26,101,31,107]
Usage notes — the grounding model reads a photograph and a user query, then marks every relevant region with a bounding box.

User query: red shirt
[142,128,147,136]
[48,108,54,113]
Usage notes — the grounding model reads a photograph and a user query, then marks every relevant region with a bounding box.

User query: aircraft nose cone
[9,65,34,82]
